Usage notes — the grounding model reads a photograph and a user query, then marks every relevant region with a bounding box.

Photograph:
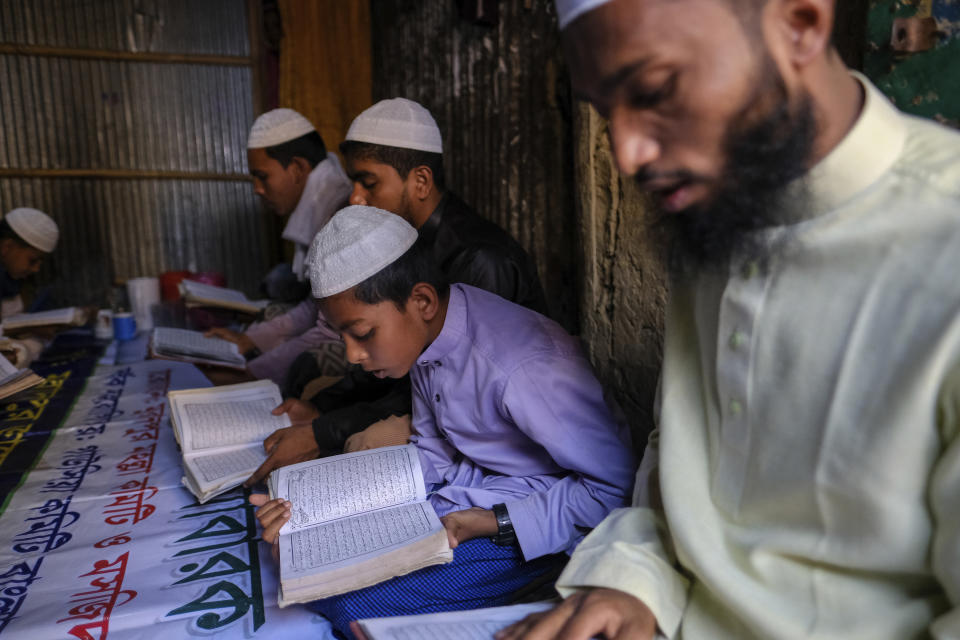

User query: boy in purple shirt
[251,205,634,637]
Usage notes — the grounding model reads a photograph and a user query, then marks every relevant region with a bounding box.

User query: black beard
[655,79,817,275]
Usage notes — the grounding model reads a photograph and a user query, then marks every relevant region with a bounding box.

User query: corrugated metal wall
[0,0,271,307]
[0,0,249,53]
[370,0,578,330]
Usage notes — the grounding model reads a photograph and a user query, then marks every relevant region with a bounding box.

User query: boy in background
[208,108,352,385]
[0,207,58,319]
[0,207,60,367]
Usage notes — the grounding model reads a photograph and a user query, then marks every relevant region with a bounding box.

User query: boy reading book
[0,207,61,367]
[251,205,635,638]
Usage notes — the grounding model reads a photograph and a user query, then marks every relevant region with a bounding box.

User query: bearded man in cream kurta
[502,1,960,639]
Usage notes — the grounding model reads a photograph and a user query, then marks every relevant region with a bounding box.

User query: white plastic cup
[126,277,160,331]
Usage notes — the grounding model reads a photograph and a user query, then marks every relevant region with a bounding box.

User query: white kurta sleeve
[930,366,960,637]
[555,427,690,638]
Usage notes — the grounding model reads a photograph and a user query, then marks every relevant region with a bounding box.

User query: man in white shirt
[503,0,960,638]
[207,108,351,385]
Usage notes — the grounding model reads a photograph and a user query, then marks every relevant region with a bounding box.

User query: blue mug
[112,312,137,341]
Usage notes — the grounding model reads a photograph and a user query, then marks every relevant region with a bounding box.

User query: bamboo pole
[0,43,253,67]
[0,168,251,181]
[248,0,265,115]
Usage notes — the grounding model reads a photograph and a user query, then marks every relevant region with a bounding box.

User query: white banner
[0,360,328,639]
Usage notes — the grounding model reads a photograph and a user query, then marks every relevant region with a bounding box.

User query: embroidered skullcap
[345,98,443,154]
[306,205,418,298]
[4,208,59,253]
[556,0,612,29]
[247,108,316,149]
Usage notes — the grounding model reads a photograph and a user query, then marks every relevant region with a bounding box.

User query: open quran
[2,306,87,333]
[0,349,43,399]
[178,280,268,315]
[168,380,291,503]
[354,602,556,640]
[266,445,453,606]
[150,327,247,370]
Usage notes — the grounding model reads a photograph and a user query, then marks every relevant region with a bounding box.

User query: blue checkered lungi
[306,537,566,639]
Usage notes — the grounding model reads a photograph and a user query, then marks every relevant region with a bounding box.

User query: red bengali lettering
[114,443,156,477]
[102,478,157,526]
[93,532,132,548]
[57,551,138,639]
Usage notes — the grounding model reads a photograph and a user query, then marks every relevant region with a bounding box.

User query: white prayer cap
[4,208,58,253]
[556,0,612,29]
[345,98,443,154]
[247,108,316,149]
[306,205,418,299]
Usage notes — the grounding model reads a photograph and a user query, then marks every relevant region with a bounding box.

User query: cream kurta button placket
[711,254,771,513]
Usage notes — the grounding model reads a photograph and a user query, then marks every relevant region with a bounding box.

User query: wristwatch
[491,503,517,546]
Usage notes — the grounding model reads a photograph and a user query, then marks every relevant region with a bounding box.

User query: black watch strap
[491,502,517,546]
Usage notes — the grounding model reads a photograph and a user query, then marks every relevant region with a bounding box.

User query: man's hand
[496,588,657,640]
[249,494,291,544]
[244,423,319,487]
[205,327,256,355]
[440,507,498,549]
[344,414,413,453]
[272,398,320,422]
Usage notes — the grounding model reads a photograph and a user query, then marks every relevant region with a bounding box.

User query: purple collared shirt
[412,284,636,560]
[245,298,340,385]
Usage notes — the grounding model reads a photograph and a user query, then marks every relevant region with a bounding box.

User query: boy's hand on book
[205,327,256,355]
[440,507,498,548]
[244,424,319,487]
[495,588,656,640]
[273,398,321,422]
[249,494,291,544]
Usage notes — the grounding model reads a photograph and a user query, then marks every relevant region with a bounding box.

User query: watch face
[493,503,510,528]
[491,503,516,545]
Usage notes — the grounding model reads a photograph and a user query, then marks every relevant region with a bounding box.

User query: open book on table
[2,306,86,332]
[353,602,556,640]
[266,444,453,606]
[179,280,268,315]
[0,349,43,400]
[168,379,291,503]
[150,327,247,370]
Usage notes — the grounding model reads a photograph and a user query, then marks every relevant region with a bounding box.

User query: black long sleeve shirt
[310,191,547,451]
